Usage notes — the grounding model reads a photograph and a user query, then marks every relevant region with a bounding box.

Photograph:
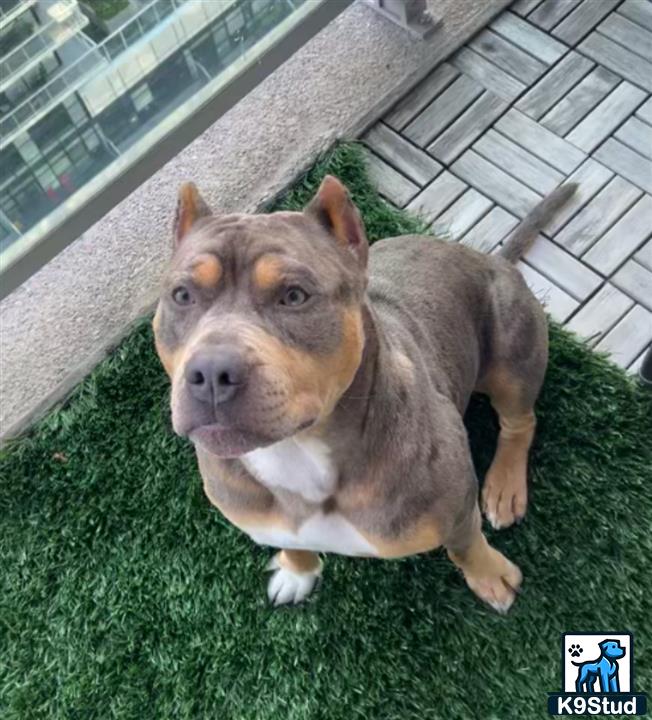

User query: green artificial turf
[1,144,651,720]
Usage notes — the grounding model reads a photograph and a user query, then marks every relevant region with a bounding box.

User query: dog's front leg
[446,505,522,613]
[266,549,322,606]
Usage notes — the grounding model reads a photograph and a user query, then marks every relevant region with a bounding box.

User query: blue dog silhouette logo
[548,632,647,716]
[572,639,625,693]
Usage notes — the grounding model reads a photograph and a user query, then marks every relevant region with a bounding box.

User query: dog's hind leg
[481,373,537,529]
[477,278,548,529]
[474,256,549,531]
[446,504,522,613]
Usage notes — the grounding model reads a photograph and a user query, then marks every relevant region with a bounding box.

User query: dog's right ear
[174,182,212,247]
[305,175,368,267]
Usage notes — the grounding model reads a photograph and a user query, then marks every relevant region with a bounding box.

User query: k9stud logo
[548,632,647,716]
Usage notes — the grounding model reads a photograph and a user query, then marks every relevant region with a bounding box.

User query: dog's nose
[184,348,247,405]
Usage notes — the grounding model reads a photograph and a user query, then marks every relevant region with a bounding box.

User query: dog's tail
[499,183,578,263]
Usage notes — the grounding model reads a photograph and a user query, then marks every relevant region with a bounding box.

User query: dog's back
[367,237,544,414]
[367,183,576,413]
[368,239,497,411]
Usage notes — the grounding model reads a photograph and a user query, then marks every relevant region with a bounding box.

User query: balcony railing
[0,0,196,146]
[0,0,38,31]
[0,0,355,297]
[0,0,89,92]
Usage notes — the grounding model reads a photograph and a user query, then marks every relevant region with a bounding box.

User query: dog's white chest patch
[241,437,378,556]
[247,513,378,557]
[242,436,337,503]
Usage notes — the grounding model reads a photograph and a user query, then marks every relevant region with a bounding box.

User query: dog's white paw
[266,555,322,606]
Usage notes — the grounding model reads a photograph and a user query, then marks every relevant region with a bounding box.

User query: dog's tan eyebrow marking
[253,255,285,290]
[191,254,222,289]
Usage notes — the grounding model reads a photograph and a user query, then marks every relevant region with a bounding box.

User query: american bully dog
[153,174,576,611]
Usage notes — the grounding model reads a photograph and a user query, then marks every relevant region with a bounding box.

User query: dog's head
[599,640,626,660]
[153,176,368,458]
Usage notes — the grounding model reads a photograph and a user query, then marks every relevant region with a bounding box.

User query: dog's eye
[172,286,193,306]
[280,286,309,307]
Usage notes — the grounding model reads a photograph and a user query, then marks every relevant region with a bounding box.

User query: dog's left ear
[174,182,212,247]
[305,175,368,266]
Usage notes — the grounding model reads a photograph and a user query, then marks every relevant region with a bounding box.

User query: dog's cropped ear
[174,182,212,247]
[305,175,368,266]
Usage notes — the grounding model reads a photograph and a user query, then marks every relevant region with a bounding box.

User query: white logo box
[563,633,632,693]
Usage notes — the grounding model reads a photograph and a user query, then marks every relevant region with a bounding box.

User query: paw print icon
[568,644,583,658]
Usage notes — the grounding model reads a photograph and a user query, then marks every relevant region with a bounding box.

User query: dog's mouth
[188,417,316,458]
[189,424,272,458]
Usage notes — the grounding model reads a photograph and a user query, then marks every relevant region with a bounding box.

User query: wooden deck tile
[365,152,419,207]
[364,0,652,371]
[565,82,647,153]
[599,12,652,62]
[363,123,442,186]
[552,0,621,45]
[579,32,652,92]
[451,47,526,102]
[528,0,582,31]
[459,206,519,253]
[612,260,652,310]
[511,0,543,16]
[618,0,652,33]
[516,261,579,322]
[384,63,459,132]
[523,235,602,299]
[430,189,493,240]
[451,149,542,217]
[405,172,467,224]
[469,29,547,85]
[490,11,567,65]
[615,117,652,160]
[403,74,483,147]
[635,239,652,271]
[583,194,652,274]
[428,92,508,164]
[595,303,652,368]
[566,283,634,344]
[540,65,620,136]
[516,51,594,120]
[636,97,652,124]
[594,138,652,194]
[495,109,586,174]
[473,128,564,194]
[553,176,643,256]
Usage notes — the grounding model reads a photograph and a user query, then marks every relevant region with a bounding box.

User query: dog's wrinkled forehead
[169,211,356,293]
[165,175,369,298]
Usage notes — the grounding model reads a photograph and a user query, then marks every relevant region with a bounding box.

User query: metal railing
[102,0,185,60]
[0,0,38,31]
[0,0,88,91]
[0,0,192,143]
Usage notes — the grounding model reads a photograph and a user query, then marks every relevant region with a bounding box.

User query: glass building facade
[0,0,307,254]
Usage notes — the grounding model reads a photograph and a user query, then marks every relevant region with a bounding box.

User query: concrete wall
[0,0,509,439]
